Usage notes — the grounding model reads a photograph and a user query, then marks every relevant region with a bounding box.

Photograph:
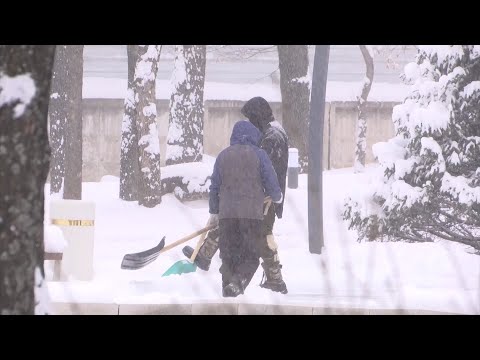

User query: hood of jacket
[240,96,274,132]
[230,120,262,147]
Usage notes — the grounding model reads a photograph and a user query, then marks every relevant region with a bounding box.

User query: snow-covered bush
[344,46,480,253]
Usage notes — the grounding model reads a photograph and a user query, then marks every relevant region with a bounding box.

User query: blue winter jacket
[209,120,282,220]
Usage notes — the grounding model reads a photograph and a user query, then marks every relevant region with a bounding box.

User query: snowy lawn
[45,165,480,314]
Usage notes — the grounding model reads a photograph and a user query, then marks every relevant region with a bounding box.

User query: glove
[208,214,219,227]
[273,192,283,204]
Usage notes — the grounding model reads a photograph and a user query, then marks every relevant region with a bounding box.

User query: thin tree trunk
[120,45,140,201]
[278,45,311,172]
[166,45,206,165]
[61,45,84,199]
[354,45,374,173]
[48,47,66,195]
[0,45,56,314]
[133,45,162,207]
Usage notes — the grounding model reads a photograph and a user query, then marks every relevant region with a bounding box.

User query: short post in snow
[287,148,299,189]
[50,199,96,280]
[308,45,330,255]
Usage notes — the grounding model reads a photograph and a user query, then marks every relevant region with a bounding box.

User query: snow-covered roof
[83,77,410,103]
[83,45,418,85]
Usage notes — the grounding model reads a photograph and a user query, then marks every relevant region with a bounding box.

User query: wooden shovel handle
[159,224,216,254]
[175,196,272,260]
[264,196,273,216]
[190,223,209,262]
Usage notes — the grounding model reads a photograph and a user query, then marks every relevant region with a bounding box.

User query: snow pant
[240,204,283,287]
[200,204,279,270]
[259,204,277,256]
[218,218,263,291]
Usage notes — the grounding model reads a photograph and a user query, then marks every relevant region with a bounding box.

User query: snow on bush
[344,46,480,252]
[161,162,213,201]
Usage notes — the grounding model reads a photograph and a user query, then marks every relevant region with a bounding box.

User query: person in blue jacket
[207,120,283,297]
[183,97,289,294]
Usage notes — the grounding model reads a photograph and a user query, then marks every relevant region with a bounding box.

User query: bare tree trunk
[48,47,66,195]
[0,45,55,314]
[354,45,374,173]
[166,45,206,165]
[120,45,140,201]
[278,45,310,172]
[133,45,162,207]
[54,45,84,199]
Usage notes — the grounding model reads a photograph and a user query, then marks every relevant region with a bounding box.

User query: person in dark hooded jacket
[183,97,290,294]
[208,120,282,297]
[239,97,289,293]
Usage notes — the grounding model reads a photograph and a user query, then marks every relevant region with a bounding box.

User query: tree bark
[354,45,374,173]
[278,45,311,172]
[62,45,84,199]
[51,45,84,199]
[0,45,56,314]
[120,45,141,201]
[48,47,66,194]
[133,45,162,207]
[166,45,206,165]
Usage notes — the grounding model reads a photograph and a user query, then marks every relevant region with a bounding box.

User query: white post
[50,200,95,281]
[288,148,299,189]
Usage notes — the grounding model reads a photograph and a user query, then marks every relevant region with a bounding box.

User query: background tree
[354,45,414,173]
[354,45,374,173]
[166,45,206,165]
[120,45,140,201]
[48,47,66,195]
[48,45,84,198]
[0,45,56,314]
[133,45,162,207]
[278,45,311,172]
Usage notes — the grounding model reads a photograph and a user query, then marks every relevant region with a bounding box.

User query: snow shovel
[121,224,215,270]
[161,197,273,277]
[161,219,211,277]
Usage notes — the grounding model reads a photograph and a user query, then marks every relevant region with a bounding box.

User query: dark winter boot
[182,228,219,271]
[220,262,240,297]
[222,282,244,297]
[222,274,249,298]
[259,256,288,294]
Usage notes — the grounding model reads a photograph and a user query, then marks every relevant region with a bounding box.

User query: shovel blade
[121,237,166,270]
[162,260,197,277]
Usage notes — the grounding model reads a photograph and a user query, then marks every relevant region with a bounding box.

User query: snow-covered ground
[45,165,480,314]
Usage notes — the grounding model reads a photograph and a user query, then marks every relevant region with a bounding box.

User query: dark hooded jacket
[241,97,289,219]
[209,120,282,220]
